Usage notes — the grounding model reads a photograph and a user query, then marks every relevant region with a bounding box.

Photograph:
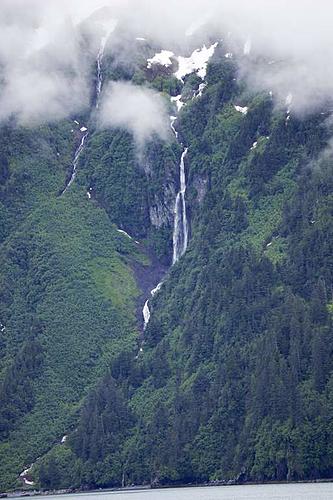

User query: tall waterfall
[141,119,189,331]
[62,33,110,195]
[96,35,108,108]
[172,148,188,264]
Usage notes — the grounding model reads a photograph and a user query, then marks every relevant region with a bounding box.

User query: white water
[62,132,88,194]
[151,282,162,297]
[169,112,189,264]
[172,148,188,264]
[142,300,150,330]
[142,111,189,328]
[20,464,35,486]
[141,138,189,329]
[170,94,184,112]
[141,66,191,330]
[170,116,178,138]
[142,281,163,331]
[96,36,108,108]
[63,31,110,194]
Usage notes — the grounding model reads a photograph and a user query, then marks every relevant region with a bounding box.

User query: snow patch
[117,229,132,239]
[174,43,218,81]
[225,52,233,59]
[234,105,248,115]
[147,50,174,68]
[136,37,146,41]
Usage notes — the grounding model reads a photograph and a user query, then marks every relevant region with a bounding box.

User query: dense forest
[0,30,333,492]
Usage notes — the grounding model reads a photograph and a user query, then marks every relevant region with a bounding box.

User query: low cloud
[1,1,333,124]
[98,81,169,148]
[0,0,117,125]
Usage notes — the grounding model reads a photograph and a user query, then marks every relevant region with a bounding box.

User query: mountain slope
[0,36,333,491]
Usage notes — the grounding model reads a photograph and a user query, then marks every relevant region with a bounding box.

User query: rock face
[149,183,176,228]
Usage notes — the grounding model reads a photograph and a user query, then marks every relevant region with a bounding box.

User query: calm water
[18,483,333,500]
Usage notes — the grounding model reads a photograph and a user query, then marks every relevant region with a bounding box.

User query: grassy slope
[0,122,148,490]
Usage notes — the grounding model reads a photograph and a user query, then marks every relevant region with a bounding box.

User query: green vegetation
[0,123,147,490]
[1,44,333,492]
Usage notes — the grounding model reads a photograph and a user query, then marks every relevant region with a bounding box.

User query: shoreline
[5,477,333,498]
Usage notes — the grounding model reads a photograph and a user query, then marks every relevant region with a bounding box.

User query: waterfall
[170,116,178,139]
[61,132,88,194]
[141,146,189,329]
[96,35,108,108]
[142,281,163,331]
[62,32,111,195]
[140,108,189,330]
[142,300,150,330]
[170,113,189,264]
[172,148,188,264]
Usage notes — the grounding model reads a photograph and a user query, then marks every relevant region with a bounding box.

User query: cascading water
[96,35,108,108]
[172,147,188,264]
[142,281,163,331]
[142,300,151,331]
[170,115,178,139]
[62,33,110,194]
[141,123,189,330]
[61,131,89,194]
